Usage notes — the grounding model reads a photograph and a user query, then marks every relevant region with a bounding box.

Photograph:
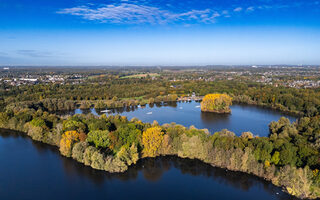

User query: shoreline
[51,97,302,118]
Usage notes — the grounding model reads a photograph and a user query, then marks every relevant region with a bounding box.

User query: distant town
[1,65,319,89]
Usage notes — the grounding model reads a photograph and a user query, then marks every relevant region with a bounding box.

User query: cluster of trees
[57,115,153,172]
[3,99,76,113]
[201,94,232,113]
[92,94,178,110]
[41,98,76,111]
[157,118,320,198]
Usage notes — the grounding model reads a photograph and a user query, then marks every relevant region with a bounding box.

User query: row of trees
[2,79,320,116]
[2,94,179,113]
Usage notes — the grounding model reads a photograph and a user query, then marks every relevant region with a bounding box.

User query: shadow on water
[234,102,301,119]
[200,111,231,125]
[59,154,298,200]
[136,157,299,200]
[80,109,92,115]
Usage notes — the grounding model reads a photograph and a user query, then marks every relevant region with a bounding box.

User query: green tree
[86,130,110,149]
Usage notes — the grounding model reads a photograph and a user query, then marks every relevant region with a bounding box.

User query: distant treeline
[2,79,320,116]
[3,94,179,113]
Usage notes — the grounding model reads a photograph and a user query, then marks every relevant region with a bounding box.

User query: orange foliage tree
[142,127,164,157]
[60,130,80,157]
[201,93,232,113]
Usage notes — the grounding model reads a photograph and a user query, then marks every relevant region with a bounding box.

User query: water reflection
[81,108,91,115]
[60,154,298,200]
[200,111,231,126]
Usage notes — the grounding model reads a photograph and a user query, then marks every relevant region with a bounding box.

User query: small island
[201,94,232,113]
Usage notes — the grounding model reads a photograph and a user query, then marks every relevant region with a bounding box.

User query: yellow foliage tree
[201,93,232,113]
[142,127,164,157]
[264,160,271,168]
[60,130,80,157]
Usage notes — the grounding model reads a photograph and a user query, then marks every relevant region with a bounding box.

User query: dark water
[0,129,297,200]
[65,101,297,136]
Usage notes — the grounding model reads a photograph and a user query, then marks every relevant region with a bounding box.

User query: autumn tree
[142,126,164,157]
[60,130,80,157]
[117,143,139,165]
[201,94,232,113]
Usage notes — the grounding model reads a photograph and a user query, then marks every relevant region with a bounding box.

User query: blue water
[70,101,296,136]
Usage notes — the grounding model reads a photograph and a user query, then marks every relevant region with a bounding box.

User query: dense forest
[1,78,320,117]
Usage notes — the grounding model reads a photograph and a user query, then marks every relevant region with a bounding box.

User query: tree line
[1,79,320,116]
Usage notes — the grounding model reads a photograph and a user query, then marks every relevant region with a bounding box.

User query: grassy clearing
[121,96,145,100]
[120,73,160,79]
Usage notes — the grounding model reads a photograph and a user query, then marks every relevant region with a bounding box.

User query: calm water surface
[0,129,298,200]
[68,101,297,136]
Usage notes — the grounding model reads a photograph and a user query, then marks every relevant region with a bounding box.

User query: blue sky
[1,0,320,66]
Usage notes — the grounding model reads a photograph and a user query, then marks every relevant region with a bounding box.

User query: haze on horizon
[1,0,320,66]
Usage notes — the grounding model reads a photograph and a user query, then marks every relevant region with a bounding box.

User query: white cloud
[233,7,243,12]
[58,1,312,25]
[246,6,255,12]
[57,3,221,24]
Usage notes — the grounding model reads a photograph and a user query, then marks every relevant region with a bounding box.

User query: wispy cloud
[57,3,222,24]
[233,7,243,12]
[246,6,255,12]
[56,1,320,25]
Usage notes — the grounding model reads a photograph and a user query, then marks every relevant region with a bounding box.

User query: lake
[64,101,297,136]
[0,129,298,200]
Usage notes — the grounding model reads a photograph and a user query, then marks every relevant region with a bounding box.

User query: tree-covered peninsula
[1,107,320,199]
[201,94,232,113]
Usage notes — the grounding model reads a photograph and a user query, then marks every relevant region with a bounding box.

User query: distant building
[20,78,38,82]
[3,67,9,70]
